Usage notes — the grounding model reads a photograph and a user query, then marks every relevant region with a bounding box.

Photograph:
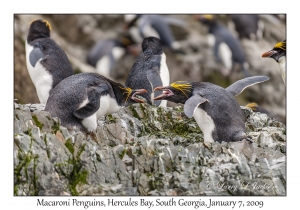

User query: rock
[14,102,286,196]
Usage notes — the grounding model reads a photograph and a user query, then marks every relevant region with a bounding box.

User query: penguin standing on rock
[229,14,264,40]
[196,15,250,77]
[45,73,147,133]
[87,34,139,78]
[126,36,170,107]
[124,14,186,54]
[153,76,269,143]
[262,40,286,85]
[25,19,74,104]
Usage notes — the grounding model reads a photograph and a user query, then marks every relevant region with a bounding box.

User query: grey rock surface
[14,102,286,196]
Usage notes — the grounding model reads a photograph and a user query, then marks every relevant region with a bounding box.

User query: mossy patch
[57,142,88,196]
[129,105,141,120]
[106,114,117,124]
[14,149,39,196]
[65,138,74,154]
[74,68,82,74]
[32,115,44,130]
[132,104,203,143]
[43,135,51,159]
[119,148,127,160]
[51,119,60,134]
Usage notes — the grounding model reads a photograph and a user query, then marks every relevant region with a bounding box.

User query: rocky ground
[14,102,286,196]
[13,14,286,196]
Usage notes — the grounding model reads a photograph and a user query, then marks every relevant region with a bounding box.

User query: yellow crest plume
[119,86,133,103]
[203,14,214,20]
[42,20,52,31]
[274,41,286,51]
[29,19,52,31]
[245,102,258,111]
[170,81,192,98]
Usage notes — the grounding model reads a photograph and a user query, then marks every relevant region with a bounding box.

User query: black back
[191,82,246,142]
[209,21,247,64]
[126,37,163,105]
[230,14,259,39]
[141,15,175,48]
[87,39,118,67]
[27,20,74,88]
[45,73,134,132]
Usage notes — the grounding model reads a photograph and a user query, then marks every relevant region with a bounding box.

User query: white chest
[160,53,170,87]
[25,42,53,104]
[96,55,111,78]
[79,95,122,131]
[95,47,125,78]
[96,95,122,117]
[207,34,215,47]
[158,53,170,107]
[278,56,286,84]
[112,47,125,60]
[218,42,233,70]
[193,108,216,143]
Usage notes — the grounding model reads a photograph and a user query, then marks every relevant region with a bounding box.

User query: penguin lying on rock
[196,15,250,77]
[45,73,147,133]
[153,76,269,143]
[126,36,170,107]
[262,40,286,85]
[25,19,74,104]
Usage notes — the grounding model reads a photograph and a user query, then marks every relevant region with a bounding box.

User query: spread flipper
[146,66,163,106]
[73,84,109,119]
[184,94,208,118]
[29,47,45,67]
[162,16,187,28]
[226,76,269,96]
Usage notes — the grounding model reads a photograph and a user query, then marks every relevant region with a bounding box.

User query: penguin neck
[207,21,220,33]
[108,80,135,107]
[278,56,286,84]
[27,32,50,43]
[126,14,142,28]
[143,48,163,57]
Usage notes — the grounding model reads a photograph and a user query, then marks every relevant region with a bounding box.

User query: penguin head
[118,86,148,105]
[153,81,193,104]
[117,33,136,47]
[195,14,215,25]
[141,36,163,54]
[27,19,51,42]
[262,40,286,62]
[117,33,142,55]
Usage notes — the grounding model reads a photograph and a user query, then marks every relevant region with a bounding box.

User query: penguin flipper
[226,76,269,96]
[146,67,163,106]
[73,84,109,119]
[184,95,208,118]
[213,38,222,62]
[162,16,187,28]
[29,47,45,67]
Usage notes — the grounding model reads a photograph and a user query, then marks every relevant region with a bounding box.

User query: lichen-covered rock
[14,102,286,196]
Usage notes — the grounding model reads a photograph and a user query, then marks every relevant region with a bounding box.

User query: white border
[3,0,297,209]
